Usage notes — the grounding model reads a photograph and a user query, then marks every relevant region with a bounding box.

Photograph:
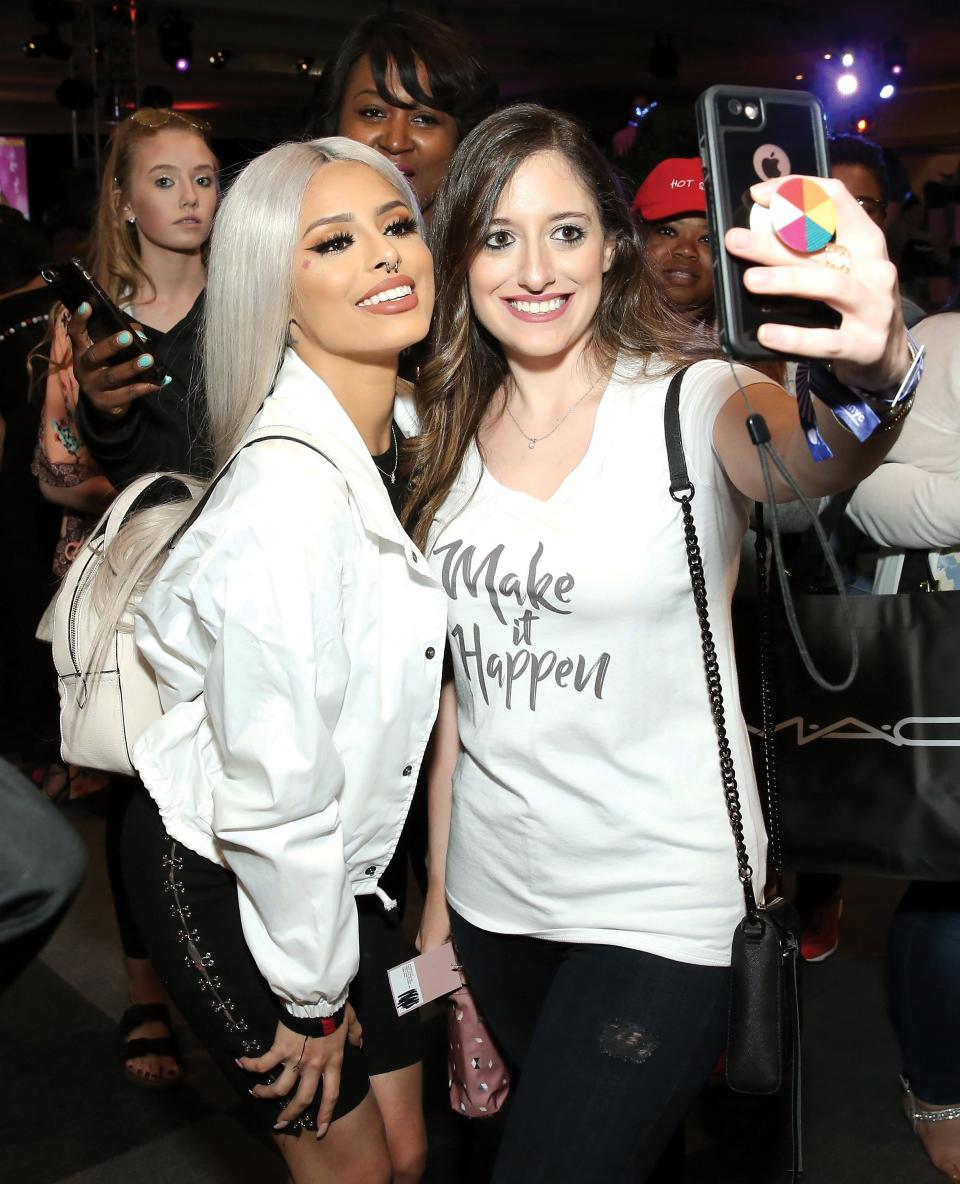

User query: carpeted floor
[0,801,944,1183]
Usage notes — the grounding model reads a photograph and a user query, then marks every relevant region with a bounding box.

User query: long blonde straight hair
[91,136,423,659]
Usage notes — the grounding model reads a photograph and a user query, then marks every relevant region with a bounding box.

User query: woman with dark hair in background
[414,103,920,1182]
[74,11,497,464]
[632,156,714,323]
[310,8,497,224]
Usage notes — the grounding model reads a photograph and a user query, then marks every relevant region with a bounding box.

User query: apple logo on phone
[752,144,791,182]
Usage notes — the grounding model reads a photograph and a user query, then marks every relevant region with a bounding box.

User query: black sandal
[120,1002,184,1089]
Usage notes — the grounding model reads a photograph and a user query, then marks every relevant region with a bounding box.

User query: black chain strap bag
[663,368,803,1177]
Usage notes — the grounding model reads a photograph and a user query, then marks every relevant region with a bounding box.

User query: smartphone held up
[696,85,842,361]
[40,258,168,386]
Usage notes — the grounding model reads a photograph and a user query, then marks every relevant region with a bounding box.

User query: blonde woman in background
[33,108,218,1087]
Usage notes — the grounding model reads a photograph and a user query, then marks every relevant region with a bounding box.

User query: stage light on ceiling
[26,0,73,61]
[879,83,896,100]
[841,51,855,67]
[885,36,906,75]
[823,52,833,61]
[837,73,858,97]
[855,117,870,134]
[209,49,232,69]
[296,56,314,74]
[159,10,193,73]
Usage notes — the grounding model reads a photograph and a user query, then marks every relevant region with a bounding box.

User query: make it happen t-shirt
[428,358,768,967]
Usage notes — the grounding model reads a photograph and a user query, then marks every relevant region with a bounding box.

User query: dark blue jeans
[450,909,730,1184]
[889,880,960,1104]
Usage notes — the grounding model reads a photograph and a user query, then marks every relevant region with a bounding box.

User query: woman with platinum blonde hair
[102,136,445,1183]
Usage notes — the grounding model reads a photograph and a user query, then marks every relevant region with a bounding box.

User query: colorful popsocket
[770,178,837,254]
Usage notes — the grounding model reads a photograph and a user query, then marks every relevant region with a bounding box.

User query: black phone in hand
[696,86,841,361]
[40,258,168,385]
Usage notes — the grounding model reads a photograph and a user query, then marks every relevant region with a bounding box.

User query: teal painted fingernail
[76,301,90,315]
[116,331,132,346]
[137,353,154,369]
[134,328,148,342]
[161,374,173,386]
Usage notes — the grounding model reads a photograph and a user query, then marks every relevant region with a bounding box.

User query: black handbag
[663,369,803,1177]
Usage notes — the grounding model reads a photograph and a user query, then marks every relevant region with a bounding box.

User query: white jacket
[133,349,447,1020]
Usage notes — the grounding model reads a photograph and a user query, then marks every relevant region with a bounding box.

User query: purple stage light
[837,73,858,96]
[879,83,895,99]
[175,56,190,72]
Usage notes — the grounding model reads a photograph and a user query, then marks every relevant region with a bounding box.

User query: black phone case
[40,259,168,383]
[696,86,839,361]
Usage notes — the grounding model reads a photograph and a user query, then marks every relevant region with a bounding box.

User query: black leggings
[104,778,148,960]
[450,909,730,1184]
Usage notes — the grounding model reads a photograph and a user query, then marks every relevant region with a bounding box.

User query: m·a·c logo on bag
[747,715,960,747]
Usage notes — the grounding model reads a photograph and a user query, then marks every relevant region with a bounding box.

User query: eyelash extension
[385,216,419,236]
[311,231,355,254]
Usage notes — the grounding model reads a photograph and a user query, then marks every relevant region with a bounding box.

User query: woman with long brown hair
[413,104,921,1181]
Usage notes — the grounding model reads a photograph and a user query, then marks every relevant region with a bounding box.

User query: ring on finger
[820,242,852,274]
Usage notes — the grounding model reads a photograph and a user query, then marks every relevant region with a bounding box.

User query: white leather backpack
[52,426,333,775]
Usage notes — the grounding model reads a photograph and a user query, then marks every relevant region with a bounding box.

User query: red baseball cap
[632,157,706,221]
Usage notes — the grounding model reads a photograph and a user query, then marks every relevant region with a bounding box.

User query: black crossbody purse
[663,368,803,1178]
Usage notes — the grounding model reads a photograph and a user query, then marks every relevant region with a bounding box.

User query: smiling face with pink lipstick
[468,151,615,366]
[289,158,433,375]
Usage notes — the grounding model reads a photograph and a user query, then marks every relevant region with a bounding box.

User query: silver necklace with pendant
[373,421,399,485]
[504,371,604,449]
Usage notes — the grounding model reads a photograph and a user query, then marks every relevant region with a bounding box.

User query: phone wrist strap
[795,330,925,462]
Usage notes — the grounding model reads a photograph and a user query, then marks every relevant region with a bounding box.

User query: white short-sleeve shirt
[428,358,768,967]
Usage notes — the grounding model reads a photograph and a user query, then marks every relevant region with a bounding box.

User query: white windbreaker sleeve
[846,462,960,550]
[193,469,358,1021]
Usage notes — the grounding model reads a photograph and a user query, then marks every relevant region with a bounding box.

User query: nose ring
[385,258,400,275]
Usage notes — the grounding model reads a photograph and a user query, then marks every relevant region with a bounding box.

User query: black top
[370,421,415,911]
[74,290,211,488]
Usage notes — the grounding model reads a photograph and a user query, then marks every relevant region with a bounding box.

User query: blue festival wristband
[795,333,925,461]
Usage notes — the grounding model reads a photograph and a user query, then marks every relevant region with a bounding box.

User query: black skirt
[122,787,422,1134]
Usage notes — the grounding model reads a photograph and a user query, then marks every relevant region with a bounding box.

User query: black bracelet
[281,1005,345,1038]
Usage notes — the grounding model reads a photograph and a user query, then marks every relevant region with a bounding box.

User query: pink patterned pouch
[447,984,511,1117]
